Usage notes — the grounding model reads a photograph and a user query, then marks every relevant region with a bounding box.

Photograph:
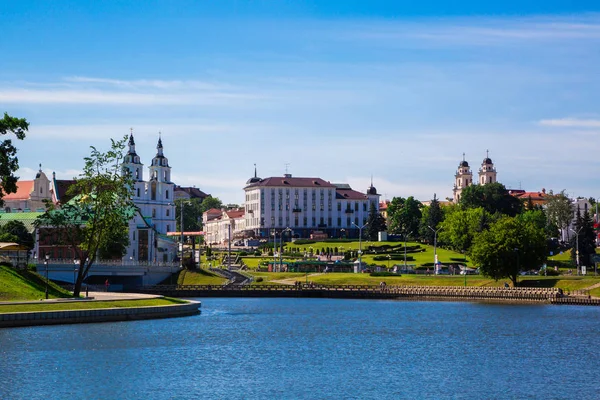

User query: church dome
[483,157,493,165]
[459,160,469,168]
[367,185,377,195]
[246,176,261,184]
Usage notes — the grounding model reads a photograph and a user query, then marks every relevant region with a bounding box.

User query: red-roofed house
[242,170,380,240]
[2,166,51,212]
[203,208,246,245]
[509,188,548,206]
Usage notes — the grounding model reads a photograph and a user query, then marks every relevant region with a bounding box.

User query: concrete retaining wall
[0,301,200,328]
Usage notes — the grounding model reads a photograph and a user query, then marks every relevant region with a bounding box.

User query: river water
[1,298,599,399]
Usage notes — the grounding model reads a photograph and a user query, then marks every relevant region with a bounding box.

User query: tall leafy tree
[439,207,496,254]
[36,137,136,297]
[459,182,522,216]
[0,113,29,206]
[470,216,547,286]
[545,190,574,242]
[387,196,422,237]
[365,202,386,241]
[0,220,34,249]
[570,208,596,268]
[420,194,444,243]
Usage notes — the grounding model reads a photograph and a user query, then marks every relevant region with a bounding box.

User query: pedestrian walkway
[0,292,161,306]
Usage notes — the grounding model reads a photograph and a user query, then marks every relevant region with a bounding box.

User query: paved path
[0,292,161,305]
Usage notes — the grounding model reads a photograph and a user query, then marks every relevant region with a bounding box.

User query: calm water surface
[1,298,599,399]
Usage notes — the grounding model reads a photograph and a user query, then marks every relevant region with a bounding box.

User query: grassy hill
[0,264,72,301]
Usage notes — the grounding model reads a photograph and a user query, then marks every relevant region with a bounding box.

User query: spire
[156,132,164,157]
[486,149,489,158]
[39,163,42,172]
[254,163,257,178]
[462,152,465,162]
[129,127,135,146]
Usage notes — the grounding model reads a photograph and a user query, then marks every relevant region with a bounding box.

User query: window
[133,231,136,241]
[328,217,332,226]
[320,202,324,211]
[337,217,341,226]
[320,217,324,225]
[354,202,359,211]
[167,224,170,232]
[271,216,275,226]
[363,203,367,212]
[312,217,316,226]
[279,217,283,225]
[137,188,140,197]
[166,190,169,199]
[166,209,170,217]
[346,217,351,226]
[337,203,341,211]
[355,217,359,226]
[152,209,156,218]
[294,217,298,226]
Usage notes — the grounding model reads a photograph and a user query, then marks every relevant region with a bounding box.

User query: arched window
[166,208,170,217]
[166,190,169,199]
[152,209,156,218]
[151,181,157,200]
[137,188,140,197]
[135,169,139,179]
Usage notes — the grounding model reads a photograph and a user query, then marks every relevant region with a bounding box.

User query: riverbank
[0,292,201,328]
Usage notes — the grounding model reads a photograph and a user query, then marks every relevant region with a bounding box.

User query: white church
[452,151,498,202]
[122,133,178,262]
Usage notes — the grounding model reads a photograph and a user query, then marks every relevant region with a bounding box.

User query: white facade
[203,209,246,245]
[122,134,177,262]
[453,152,498,202]
[242,173,380,239]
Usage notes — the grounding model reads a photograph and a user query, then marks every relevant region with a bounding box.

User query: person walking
[105,279,110,292]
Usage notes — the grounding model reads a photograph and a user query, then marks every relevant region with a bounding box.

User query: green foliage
[419,193,444,243]
[387,196,422,236]
[470,216,547,286]
[255,277,264,282]
[439,207,497,253]
[0,220,34,249]
[459,182,522,217]
[369,272,401,277]
[545,190,574,237]
[294,239,316,245]
[35,136,136,297]
[570,208,596,267]
[366,202,386,240]
[0,113,29,207]
[373,255,414,261]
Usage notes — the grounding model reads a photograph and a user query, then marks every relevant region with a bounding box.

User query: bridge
[35,259,181,287]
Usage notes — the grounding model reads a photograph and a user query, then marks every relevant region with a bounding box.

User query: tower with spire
[478,150,497,185]
[453,153,472,202]
[366,175,380,208]
[122,131,177,263]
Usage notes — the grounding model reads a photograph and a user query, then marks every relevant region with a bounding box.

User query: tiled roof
[3,181,34,200]
[0,211,43,233]
[336,188,368,200]
[225,210,245,219]
[245,176,336,189]
[174,186,209,199]
[52,179,77,204]
[205,208,222,215]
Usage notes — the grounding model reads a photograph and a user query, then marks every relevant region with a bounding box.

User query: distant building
[174,186,209,202]
[509,188,548,207]
[203,209,246,245]
[452,151,497,202]
[2,165,51,212]
[240,168,380,241]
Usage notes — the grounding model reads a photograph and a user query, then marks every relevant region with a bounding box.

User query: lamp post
[44,254,50,300]
[571,227,583,275]
[73,259,78,294]
[403,230,411,269]
[428,225,442,274]
[271,229,278,272]
[180,201,185,270]
[387,254,391,270]
[281,227,292,271]
[352,222,368,272]
[340,228,346,239]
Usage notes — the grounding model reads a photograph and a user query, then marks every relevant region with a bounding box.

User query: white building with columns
[240,169,380,240]
[122,133,177,262]
[453,151,498,202]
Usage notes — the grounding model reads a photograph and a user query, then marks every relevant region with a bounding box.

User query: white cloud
[538,118,600,128]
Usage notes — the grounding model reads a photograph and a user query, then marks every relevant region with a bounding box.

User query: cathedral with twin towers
[453,151,497,202]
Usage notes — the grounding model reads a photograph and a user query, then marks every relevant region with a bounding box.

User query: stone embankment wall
[137,284,587,304]
[0,301,200,328]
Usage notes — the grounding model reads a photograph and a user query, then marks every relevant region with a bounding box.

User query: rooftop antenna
[254,163,257,178]
[285,163,290,175]
[462,152,466,161]
[519,181,522,190]
[486,149,489,158]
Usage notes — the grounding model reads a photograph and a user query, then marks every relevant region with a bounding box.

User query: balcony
[292,208,302,213]
[344,209,354,214]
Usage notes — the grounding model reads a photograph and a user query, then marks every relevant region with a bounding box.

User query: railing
[35,258,180,268]
[137,284,564,301]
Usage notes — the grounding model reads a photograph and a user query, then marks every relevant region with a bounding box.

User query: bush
[373,255,414,261]
[239,251,248,257]
[254,251,262,256]
[255,277,263,282]
[540,268,561,276]
[294,239,316,245]
[370,272,401,277]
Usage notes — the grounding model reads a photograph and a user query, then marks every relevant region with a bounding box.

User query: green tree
[419,194,444,243]
[570,208,596,268]
[0,220,34,249]
[545,190,573,241]
[0,113,29,206]
[387,196,422,236]
[200,196,223,214]
[459,182,522,216]
[176,198,203,232]
[470,216,547,286]
[439,207,496,253]
[365,202,386,241]
[36,136,136,297]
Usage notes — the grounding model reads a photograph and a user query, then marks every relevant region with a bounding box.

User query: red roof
[205,208,222,215]
[225,210,245,219]
[3,181,34,200]
[245,176,335,188]
[335,188,367,200]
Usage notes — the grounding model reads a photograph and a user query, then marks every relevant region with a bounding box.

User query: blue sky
[2,1,600,203]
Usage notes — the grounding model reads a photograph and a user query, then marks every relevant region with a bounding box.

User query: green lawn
[0,265,72,301]
[0,298,186,314]
[249,272,305,285]
[178,269,227,285]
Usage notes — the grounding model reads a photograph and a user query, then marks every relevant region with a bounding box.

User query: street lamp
[271,229,278,272]
[571,227,583,275]
[179,201,186,270]
[387,254,391,270]
[73,259,78,294]
[352,222,368,272]
[340,228,346,239]
[428,225,442,274]
[281,227,292,271]
[44,254,50,300]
